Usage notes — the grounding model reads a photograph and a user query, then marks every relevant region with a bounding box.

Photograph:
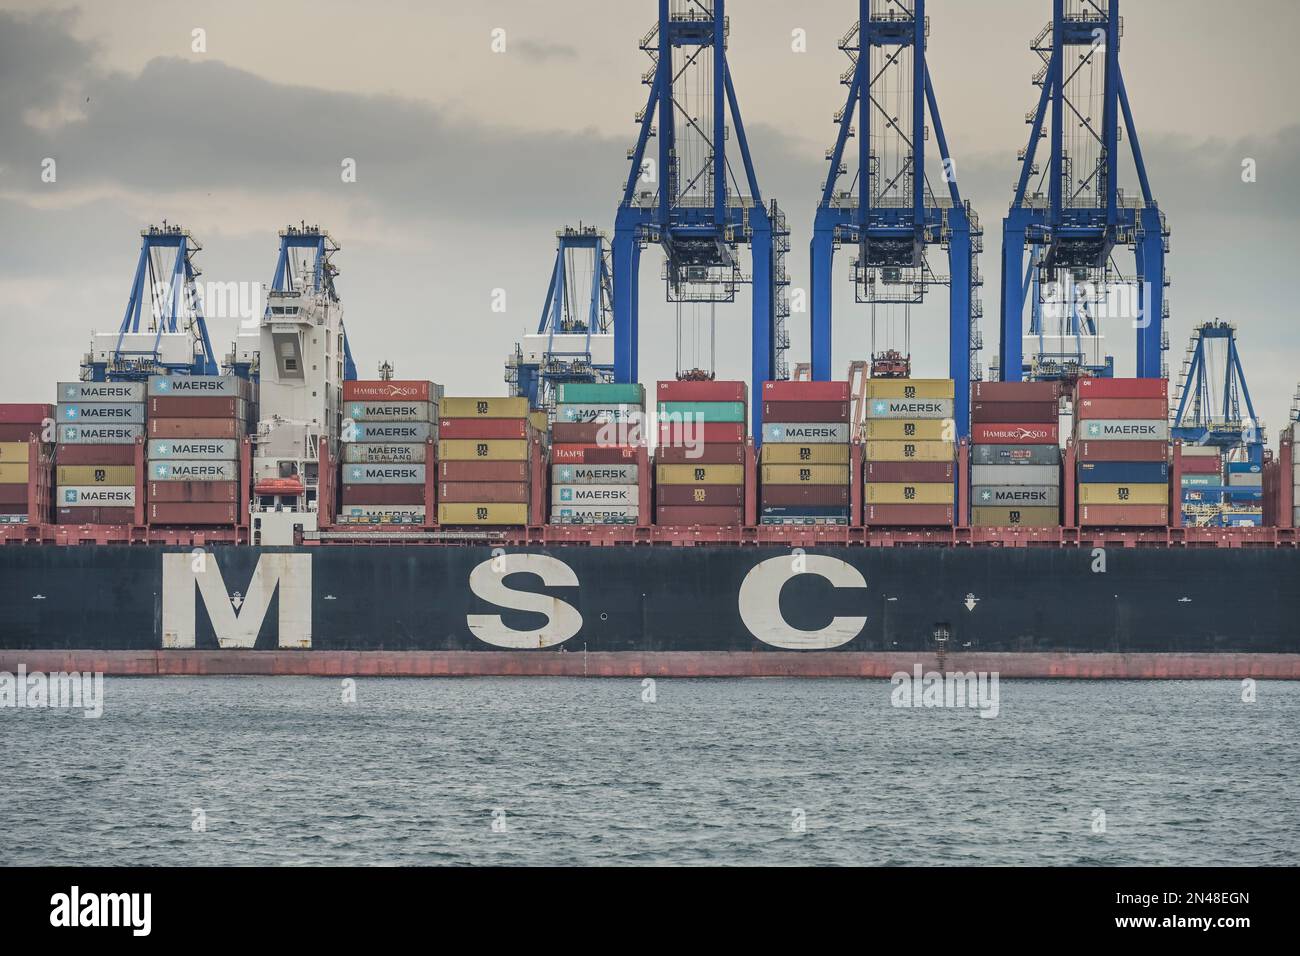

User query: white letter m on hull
[162,554,312,648]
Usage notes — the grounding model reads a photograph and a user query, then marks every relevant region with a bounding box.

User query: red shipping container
[341,484,427,505]
[56,445,137,466]
[550,444,638,465]
[655,505,743,526]
[149,502,239,525]
[760,484,850,507]
[655,444,745,465]
[762,381,850,402]
[1075,397,1167,420]
[0,424,46,441]
[865,504,954,526]
[864,461,954,483]
[1076,377,1168,400]
[149,418,241,439]
[441,418,528,439]
[971,381,1062,403]
[657,380,747,402]
[56,506,136,525]
[971,423,1059,445]
[149,396,243,419]
[657,422,746,445]
[1178,456,1222,475]
[971,401,1057,424]
[344,380,437,403]
[1078,504,1169,527]
[1075,440,1167,462]
[439,482,529,503]
[0,404,53,424]
[149,481,238,503]
[0,485,28,506]
[437,460,529,482]
[656,485,744,506]
[763,401,849,423]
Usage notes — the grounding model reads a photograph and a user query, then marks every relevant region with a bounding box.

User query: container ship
[2,3,1299,679]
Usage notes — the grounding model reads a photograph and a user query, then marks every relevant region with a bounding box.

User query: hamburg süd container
[970,423,1059,445]
[342,380,442,403]
[551,444,638,465]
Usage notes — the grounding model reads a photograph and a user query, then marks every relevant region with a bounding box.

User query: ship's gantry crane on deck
[86,223,219,382]
[1000,0,1169,385]
[810,0,982,438]
[613,0,789,440]
[1172,320,1264,466]
[506,226,614,413]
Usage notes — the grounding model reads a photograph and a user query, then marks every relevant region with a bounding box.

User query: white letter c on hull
[738,555,867,649]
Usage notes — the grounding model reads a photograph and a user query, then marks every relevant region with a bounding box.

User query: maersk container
[1077,419,1169,442]
[1077,461,1169,484]
[759,516,849,526]
[1077,483,1169,506]
[149,439,239,461]
[971,444,1060,466]
[550,506,639,524]
[865,379,954,399]
[556,383,645,406]
[55,506,134,524]
[656,401,746,423]
[865,398,954,420]
[971,464,1058,486]
[557,403,641,424]
[148,375,249,398]
[760,444,849,465]
[57,403,144,424]
[864,419,951,441]
[150,460,236,482]
[655,464,745,485]
[763,422,849,443]
[55,465,135,486]
[864,440,953,462]
[58,486,136,507]
[336,506,426,525]
[551,464,638,484]
[58,381,146,403]
[970,506,1059,527]
[972,485,1060,507]
[438,439,528,462]
[343,443,427,464]
[552,484,636,506]
[354,422,434,443]
[342,464,425,485]
[865,482,955,505]
[345,400,437,423]
[656,485,743,506]
[760,464,850,485]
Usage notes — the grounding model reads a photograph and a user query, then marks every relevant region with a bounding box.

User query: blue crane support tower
[506,226,615,411]
[810,0,982,437]
[90,223,219,381]
[1171,320,1264,466]
[1000,0,1169,384]
[265,224,357,381]
[613,0,789,442]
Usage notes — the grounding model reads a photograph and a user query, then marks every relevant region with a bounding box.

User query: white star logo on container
[981,490,992,502]
[351,405,363,418]
[768,426,784,440]
[1087,423,1100,437]
[559,468,572,482]
[157,379,169,391]
[351,468,363,479]
[873,400,887,415]
[65,386,76,398]
[65,407,78,419]
[155,465,168,478]
[156,443,169,456]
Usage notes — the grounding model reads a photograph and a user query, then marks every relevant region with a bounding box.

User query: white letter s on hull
[467,554,583,648]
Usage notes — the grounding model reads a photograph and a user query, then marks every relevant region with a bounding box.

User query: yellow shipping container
[55,465,136,486]
[528,411,549,434]
[759,444,850,465]
[441,397,531,419]
[438,439,529,461]
[655,464,745,485]
[760,464,850,485]
[865,378,954,399]
[1077,483,1168,505]
[970,506,1059,528]
[863,419,953,441]
[0,462,29,483]
[438,502,529,525]
[865,482,955,505]
[865,440,954,462]
[0,442,31,463]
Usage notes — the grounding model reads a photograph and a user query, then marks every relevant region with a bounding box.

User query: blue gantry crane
[506,226,615,411]
[1000,0,1169,384]
[1171,320,1264,464]
[613,0,789,440]
[810,0,983,437]
[88,223,219,381]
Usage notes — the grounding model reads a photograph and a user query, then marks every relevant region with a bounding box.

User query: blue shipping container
[1077,460,1169,484]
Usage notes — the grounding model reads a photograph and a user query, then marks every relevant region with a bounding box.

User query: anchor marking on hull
[230,591,243,610]
[963,593,979,612]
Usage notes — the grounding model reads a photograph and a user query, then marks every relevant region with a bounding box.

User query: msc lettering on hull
[162,553,312,648]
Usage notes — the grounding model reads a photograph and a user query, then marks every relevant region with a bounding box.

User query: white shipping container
[343,464,426,485]
[353,422,434,442]
[551,483,636,506]
[763,422,850,443]
[57,424,144,445]
[1227,472,1262,487]
[556,403,643,423]
[865,398,954,420]
[343,443,428,464]
[1179,444,1221,457]
[150,460,237,482]
[971,464,1059,486]
[550,505,639,524]
[336,505,427,524]
[551,464,638,484]
[58,381,146,403]
[1077,419,1169,442]
[59,486,136,506]
[57,403,145,424]
[344,401,438,423]
[148,439,238,460]
[149,374,250,398]
[972,485,1060,507]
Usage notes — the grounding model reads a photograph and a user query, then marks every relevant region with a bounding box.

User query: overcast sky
[2,0,1298,434]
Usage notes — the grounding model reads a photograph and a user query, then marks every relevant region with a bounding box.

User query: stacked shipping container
[438,396,532,525]
[146,375,249,525]
[863,379,956,526]
[340,380,441,525]
[1178,444,1224,527]
[1074,377,1170,526]
[0,404,52,524]
[655,381,747,526]
[550,382,643,525]
[759,381,851,525]
[969,381,1061,528]
[55,381,144,524]
[1222,456,1264,526]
